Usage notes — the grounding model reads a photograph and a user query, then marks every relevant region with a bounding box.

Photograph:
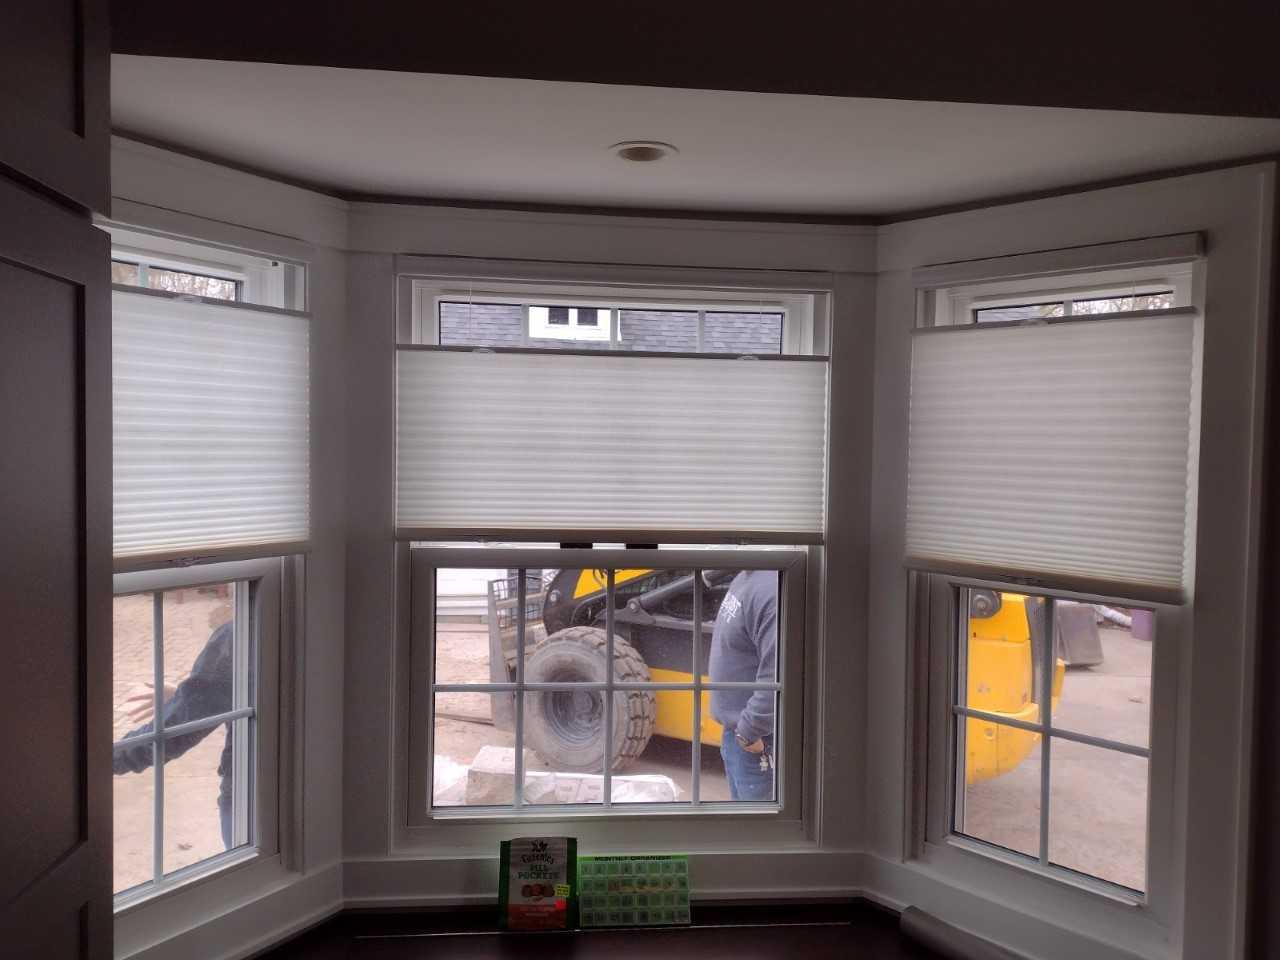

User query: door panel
[0,177,111,959]
[0,0,110,213]
[0,260,84,905]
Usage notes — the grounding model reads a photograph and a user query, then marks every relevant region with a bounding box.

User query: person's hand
[736,733,765,754]
[121,681,178,724]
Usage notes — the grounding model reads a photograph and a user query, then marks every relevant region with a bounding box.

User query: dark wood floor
[260,902,941,959]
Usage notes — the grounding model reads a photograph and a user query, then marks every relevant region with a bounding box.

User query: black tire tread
[530,626,655,768]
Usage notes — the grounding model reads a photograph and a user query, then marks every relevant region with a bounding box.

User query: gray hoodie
[708,570,777,743]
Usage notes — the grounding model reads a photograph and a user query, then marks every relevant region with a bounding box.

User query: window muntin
[950,585,1153,894]
[413,548,804,820]
[111,561,282,904]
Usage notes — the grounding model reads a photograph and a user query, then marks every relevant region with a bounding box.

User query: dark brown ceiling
[110,1,1280,119]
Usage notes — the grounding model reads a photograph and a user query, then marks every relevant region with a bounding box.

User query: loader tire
[524,626,656,773]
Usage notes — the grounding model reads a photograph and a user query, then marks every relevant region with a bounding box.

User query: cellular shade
[396,349,828,539]
[905,311,1197,599]
[113,290,309,560]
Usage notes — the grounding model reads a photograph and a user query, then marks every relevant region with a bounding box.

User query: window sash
[111,558,283,911]
[407,547,807,822]
[915,572,1178,905]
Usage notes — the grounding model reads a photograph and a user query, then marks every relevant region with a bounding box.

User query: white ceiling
[112,56,1280,218]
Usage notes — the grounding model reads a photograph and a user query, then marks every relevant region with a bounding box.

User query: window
[971,290,1174,324]
[112,561,281,903]
[411,547,806,817]
[109,229,309,908]
[923,261,1191,329]
[910,261,1198,899]
[112,257,243,302]
[106,223,307,311]
[942,583,1153,893]
[399,274,828,825]
[431,289,793,355]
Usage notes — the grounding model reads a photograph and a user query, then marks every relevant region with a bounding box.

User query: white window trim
[409,277,819,355]
[392,545,820,853]
[912,571,1184,921]
[111,557,288,915]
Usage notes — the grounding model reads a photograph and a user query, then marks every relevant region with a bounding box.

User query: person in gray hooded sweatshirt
[708,570,777,800]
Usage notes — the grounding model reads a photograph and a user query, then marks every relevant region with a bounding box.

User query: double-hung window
[909,249,1200,899]
[399,276,829,822]
[107,224,308,907]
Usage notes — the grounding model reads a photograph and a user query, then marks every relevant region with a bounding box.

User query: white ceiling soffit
[111,55,1280,218]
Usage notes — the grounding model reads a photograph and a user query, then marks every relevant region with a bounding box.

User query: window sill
[425,802,782,823]
[113,847,270,917]
[940,835,1145,908]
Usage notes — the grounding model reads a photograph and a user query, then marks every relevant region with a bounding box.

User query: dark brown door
[0,177,111,959]
[0,1,111,957]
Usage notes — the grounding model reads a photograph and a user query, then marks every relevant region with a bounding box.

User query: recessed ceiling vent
[610,140,678,162]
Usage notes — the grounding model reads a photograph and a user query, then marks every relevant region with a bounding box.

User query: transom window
[106,223,307,311]
[971,289,1173,324]
[439,299,783,354]
[425,290,800,355]
[111,257,243,302]
[923,262,1192,328]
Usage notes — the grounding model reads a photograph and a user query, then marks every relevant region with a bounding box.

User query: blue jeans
[719,729,775,801]
[219,791,233,848]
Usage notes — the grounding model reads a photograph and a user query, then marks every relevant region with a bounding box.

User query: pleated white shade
[113,291,309,560]
[396,349,828,539]
[906,311,1197,599]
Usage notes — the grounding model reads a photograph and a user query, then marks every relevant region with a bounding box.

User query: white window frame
[410,278,816,355]
[390,264,831,855]
[394,545,819,851]
[111,557,288,914]
[914,572,1183,913]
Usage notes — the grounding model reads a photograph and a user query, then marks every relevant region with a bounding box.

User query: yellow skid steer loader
[487,571,1066,784]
